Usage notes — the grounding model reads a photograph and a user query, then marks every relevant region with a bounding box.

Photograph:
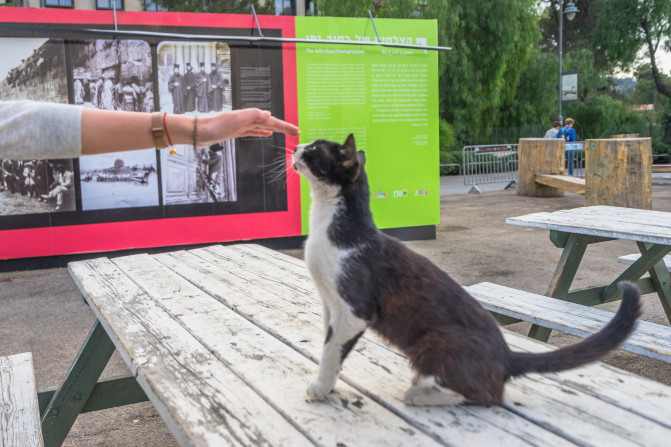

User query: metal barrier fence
[461,143,585,193]
[566,143,585,178]
[462,144,518,193]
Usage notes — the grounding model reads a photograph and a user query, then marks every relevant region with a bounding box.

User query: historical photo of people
[79,150,159,211]
[69,39,154,112]
[0,159,75,214]
[157,41,231,115]
[157,42,237,206]
[0,38,76,216]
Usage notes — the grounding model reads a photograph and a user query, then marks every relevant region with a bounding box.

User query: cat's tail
[506,281,641,378]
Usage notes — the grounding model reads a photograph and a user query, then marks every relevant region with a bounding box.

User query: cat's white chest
[305,194,349,300]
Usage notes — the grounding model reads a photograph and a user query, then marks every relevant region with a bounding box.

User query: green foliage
[153,0,274,14]
[499,47,556,128]
[316,0,419,18]
[438,119,460,175]
[439,119,455,151]
[436,0,540,134]
[593,0,671,71]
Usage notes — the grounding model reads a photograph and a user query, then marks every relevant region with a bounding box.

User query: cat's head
[292,134,366,186]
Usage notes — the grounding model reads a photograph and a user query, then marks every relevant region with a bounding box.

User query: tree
[593,0,671,100]
[435,0,539,140]
[154,0,274,15]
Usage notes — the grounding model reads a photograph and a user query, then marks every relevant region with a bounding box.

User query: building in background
[4,0,312,15]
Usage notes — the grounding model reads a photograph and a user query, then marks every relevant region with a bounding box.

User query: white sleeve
[0,100,83,160]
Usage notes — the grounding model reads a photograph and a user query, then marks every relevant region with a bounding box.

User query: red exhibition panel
[0,9,300,260]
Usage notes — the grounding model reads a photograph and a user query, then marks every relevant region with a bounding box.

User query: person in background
[557,118,577,175]
[544,121,561,139]
[0,100,300,161]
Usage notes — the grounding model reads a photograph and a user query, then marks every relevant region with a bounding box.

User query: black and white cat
[292,134,641,406]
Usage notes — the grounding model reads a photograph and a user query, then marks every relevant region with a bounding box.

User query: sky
[0,38,48,83]
[79,149,157,171]
[652,49,671,74]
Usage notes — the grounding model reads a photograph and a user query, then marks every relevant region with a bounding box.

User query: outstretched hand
[200,108,299,145]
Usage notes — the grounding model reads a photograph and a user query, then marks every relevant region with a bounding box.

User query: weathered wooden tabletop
[67,244,671,447]
[506,205,671,245]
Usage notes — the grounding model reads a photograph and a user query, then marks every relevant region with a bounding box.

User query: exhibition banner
[295,16,439,233]
[0,9,438,260]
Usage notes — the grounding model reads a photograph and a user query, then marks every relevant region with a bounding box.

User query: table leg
[528,233,588,342]
[41,320,116,447]
[638,242,671,322]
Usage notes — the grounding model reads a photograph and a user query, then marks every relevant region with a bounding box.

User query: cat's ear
[356,150,366,168]
[343,134,356,150]
[341,134,358,169]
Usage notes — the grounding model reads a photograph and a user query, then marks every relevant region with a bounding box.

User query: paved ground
[2,179,671,446]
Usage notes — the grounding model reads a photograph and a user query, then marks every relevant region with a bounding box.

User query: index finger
[265,116,300,137]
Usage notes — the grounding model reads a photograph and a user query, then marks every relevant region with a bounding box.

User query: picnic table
[507,205,671,341]
[35,244,671,446]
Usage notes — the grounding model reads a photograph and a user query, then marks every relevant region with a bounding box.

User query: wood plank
[502,332,671,432]
[619,253,671,272]
[465,282,671,363]
[506,206,671,245]
[0,352,43,447]
[159,244,671,446]
[112,253,442,447]
[534,174,585,195]
[68,258,313,447]
[652,164,671,173]
[156,247,579,447]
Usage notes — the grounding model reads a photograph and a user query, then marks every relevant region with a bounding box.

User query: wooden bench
[465,282,671,363]
[619,253,671,272]
[534,173,585,195]
[652,164,671,173]
[0,352,43,447]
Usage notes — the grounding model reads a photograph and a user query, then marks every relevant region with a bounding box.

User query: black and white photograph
[0,37,68,103]
[157,41,232,115]
[158,41,237,206]
[0,38,75,216]
[79,150,159,211]
[0,159,75,214]
[160,141,237,205]
[69,39,154,112]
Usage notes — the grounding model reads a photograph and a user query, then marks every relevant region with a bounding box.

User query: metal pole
[368,10,382,43]
[558,0,563,126]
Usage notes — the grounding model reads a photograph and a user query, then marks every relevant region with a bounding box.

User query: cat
[292,134,641,406]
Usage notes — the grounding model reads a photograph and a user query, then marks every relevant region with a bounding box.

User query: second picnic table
[506,205,671,341]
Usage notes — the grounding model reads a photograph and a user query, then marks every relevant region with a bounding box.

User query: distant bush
[439,120,462,175]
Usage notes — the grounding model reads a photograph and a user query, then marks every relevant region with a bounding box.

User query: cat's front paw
[306,378,333,400]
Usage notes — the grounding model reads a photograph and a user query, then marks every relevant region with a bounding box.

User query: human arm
[81,107,300,155]
[0,101,83,160]
[0,100,298,159]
